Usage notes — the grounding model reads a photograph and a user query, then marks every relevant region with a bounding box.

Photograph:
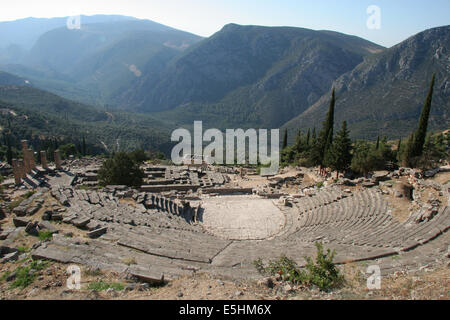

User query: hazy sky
[1,0,449,47]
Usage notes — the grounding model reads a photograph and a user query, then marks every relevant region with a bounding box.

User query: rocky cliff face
[121,24,383,128]
[283,26,450,140]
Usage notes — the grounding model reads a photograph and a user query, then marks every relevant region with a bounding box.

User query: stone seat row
[293,188,346,213]
[295,190,383,229]
[289,190,393,243]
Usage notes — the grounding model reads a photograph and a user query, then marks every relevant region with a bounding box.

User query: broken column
[54,150,62,170]
[40,151,48,169]
[21,140,31,174]
[20,140,36,173]
[28,149,36,171]
[18,159,27,179]
[21,140,28,153]
[12,159,21,184]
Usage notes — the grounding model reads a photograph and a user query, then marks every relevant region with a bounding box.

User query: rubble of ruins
[0,141,449,292]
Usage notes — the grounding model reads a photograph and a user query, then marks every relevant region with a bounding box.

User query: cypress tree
[308,128,323,167]
[82,136,87,156]
[412,74,436,157]
[396,138,402,162]
[403,132,415,166]
[376,136,380,150]
[325,130,333,158]
[6,134,12,165]
[295,130,303,153]
[317,88,336,167]
[306,129,311,147]
[282,129,288,150]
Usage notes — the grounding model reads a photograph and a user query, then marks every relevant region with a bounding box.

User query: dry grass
[1,258,448,300]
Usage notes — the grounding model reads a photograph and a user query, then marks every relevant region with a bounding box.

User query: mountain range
[283,25,449,140]
[0,15,448,153]
[0,85,172,154]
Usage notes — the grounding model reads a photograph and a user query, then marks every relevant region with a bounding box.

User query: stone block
[13,217,30,227]
[72,216,91,228]
[38,221,59,234]
[87,227,107,239]
[25,221,39,236]
[0,251,19,264]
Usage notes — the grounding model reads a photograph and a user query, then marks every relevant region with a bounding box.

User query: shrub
[252,258,265,274]
[351,141,383,175]
[253,242,344,291]
[10,260,48,289]
[265,255,305,284]
[17,246,30,253]
[38,231,53,241]
[23,191,36,199]
[303,242,344,291]
[8,198,23,211]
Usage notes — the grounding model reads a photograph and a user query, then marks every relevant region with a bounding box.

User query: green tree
[82,136,87,156]
[351,141,383,175]
[281,146,297,166]
[6,134,12,165]
[98,152,144,187]
[412,74,436,158]
[59,143,77,159]
[396,138,402,162]
[305,128,311,147]
[324,121,352,177]
[417,133,447,170]
[294,130,310,155]
[377,137,396,164]
[446,131,450,150]
[402,132,416,167]
[282,129,288,150]
[294,130,303,153]
[129,149,149,163]
[316,89,335,169]
[308,128,323,167]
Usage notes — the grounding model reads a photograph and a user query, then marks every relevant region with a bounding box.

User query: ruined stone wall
[145,194,200,223]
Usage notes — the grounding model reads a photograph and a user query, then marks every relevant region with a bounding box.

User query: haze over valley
[0,15,448,153]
